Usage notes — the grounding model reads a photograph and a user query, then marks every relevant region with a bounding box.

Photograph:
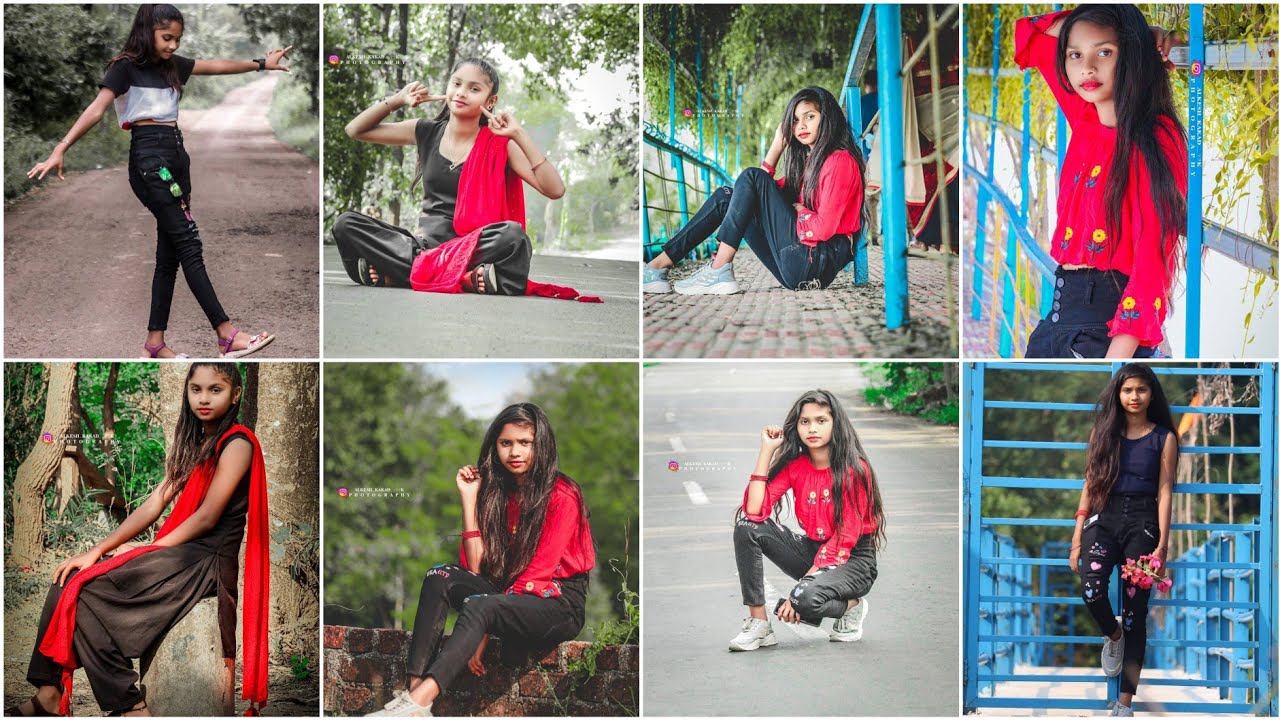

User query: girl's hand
[467,634,490,676]
[53,548,103,586]
[264,46,293,72]
[1153,545,1168,578]
[28,150,66,181]
[760,425,785,452]
[456,464,481,500]
[1068,544,1081,576]
[775,598,800,624]
[1150,26,1185,63]
[105,542,139,557]
[772,120,787,149]
[395,81,441,110]
[482,107,522,137]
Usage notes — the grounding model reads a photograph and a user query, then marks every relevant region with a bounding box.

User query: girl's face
[1065,20,1118,106]
[447,64,496,120]
[1118,376,1152,417]
[496,422,535,478]
[187,366,240,425]
[797,402,835,450]
[153,20,183,61]
[792,101,822,147]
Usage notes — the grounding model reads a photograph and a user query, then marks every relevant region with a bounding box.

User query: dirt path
[4,75,319,359]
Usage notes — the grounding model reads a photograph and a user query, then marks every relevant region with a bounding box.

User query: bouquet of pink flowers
[1121,553,1173,594]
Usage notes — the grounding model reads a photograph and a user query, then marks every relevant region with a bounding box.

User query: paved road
[972,666,1230,716]
[5,76,319,359]
[642,363,960,716]
[323,246,639,358]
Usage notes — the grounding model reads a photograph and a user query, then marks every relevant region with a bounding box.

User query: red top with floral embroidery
[1015,10,1187,347]
[459,475,596,598]
[741,455,877,567]
[763,149,864,248]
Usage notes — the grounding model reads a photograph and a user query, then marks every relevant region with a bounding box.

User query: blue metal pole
[963,362,986,712]
[875,3,909,329]
[846,85,869,285]
[735,83,742,174]
[970,9,1003,322]
[1185,4,1205,358]
[1055,4,1068,167]
[642,178,651,259]
[697,30,710,193]
[1260,363,1277,714]
[668,9,689,226]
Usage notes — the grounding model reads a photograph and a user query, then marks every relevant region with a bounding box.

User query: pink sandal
[142,341,189,359]
[218,327,275,359]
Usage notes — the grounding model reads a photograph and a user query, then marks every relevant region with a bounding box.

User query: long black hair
[412,57,501,194]
[736,390,887,551]
[1084,363,1178,511]
[109,4,186,95]
[1056,5,1186,300]
[779,86,868,223]
[163,362,242,498]
[474,403,588,588]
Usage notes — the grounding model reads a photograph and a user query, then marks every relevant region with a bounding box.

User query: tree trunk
[256,363,320,663]
[241,363,260,432]
[390,4,409,229]
[158,363,189,463]
[12,363,78,565]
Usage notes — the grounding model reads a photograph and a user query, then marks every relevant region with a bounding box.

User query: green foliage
[321,4,638,248]
[235,4,321,114]
[322,362,639,635]
[269,74,320,160]
[290,654,312,680]
[863,363,959,425]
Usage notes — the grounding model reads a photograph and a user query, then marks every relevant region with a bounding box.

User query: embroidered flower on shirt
[1153,297,1162,312]
[1087,228,1106,253]
[1061,226,1074,250]
[1086,164,1102,188]
[807,490,818,506]
[1119,296,1142,320]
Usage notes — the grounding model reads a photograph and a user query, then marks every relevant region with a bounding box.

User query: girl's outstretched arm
[486,108,566,200]
[152,438,253,548]
[192,46,292,76]
[1068,435,1096,576]
[345,81,438,146]
[26,88,116,181]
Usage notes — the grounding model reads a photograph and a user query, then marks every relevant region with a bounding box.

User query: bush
[268,77,319,160]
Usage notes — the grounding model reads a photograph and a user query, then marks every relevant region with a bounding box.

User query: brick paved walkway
[644,245,959,358]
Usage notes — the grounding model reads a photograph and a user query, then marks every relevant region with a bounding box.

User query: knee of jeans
[457,593,499,624]
[711,185,733,204]
[491,221,527,247]
[733,518,764,545]
[420,564,458,596]
[736,166,770,186]
[788,578,823,616]
[1081,576,1109,604]
[333,212,361,241]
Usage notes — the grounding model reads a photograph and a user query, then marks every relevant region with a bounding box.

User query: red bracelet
[1074,510,1088,519]
[749,474,769,482]
[761,160,775,175]
[462,530,481,540]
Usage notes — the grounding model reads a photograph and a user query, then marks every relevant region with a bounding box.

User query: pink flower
[1138,575,1154,590]
[1149,556,1162,570]
[1157,578,1173,594]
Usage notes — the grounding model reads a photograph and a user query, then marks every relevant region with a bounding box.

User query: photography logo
[682,108,693,118]
[668,460,679,472]
[41,432,54,444]
[337,487,349,498]
[328,54,341,66]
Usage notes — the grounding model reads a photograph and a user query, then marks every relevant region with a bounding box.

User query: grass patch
[5,116,131,201]
[863,363,959,425]
[268,78,318,160]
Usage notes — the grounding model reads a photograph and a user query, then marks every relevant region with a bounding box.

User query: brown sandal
[461,264,497,294]
[6,695,58,717]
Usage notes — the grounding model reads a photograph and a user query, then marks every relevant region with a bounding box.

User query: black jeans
[332,212,531,295]
[1078,494,1160,694]
[661,167,854,290]
[405,564,586,692]
[1024,267,1156,359]
[127,126,229,332]
[733,517,877,623]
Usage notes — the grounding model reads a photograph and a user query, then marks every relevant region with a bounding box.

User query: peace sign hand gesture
[264,45,293,72]
[481,106,523,137]
[397,81,445,109]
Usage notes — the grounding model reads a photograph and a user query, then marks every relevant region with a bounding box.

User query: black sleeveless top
[1112,425,1170,496]
[414,118,464,247]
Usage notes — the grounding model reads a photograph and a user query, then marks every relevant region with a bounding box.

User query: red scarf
[40,425,270,716]
[408,126,602,302]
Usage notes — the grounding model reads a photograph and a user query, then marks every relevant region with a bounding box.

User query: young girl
[369,403,595,717]
[729,390,885,651]
[644,86,866,295]
[1015,5,1188,358]
[11,363,269,717]
[1069,363,1177,717]
[26,4,283,360]
[335,58,586,299]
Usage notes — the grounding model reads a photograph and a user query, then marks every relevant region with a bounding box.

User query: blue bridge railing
[963,362,1277,714]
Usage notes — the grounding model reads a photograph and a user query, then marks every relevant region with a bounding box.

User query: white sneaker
[728,617,777,651]
[1101,617,1125,677]
[367,691,432,717]
[830,597,868,642]
[1109,701,1134,716]
[673,261,740,295]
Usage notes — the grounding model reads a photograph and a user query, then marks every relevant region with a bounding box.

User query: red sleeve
[1013,10,1088,128]
[742,463,792,522]
[816,459,872,567]
[1108,119,1187,346]
[458,541,470,572]
[795,151,859,246]
[506,486,579,598]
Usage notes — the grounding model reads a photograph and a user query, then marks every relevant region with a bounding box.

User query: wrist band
[254,58,266,72]
[749,474,768,482]
[462,530,481,540]
[761,160,775,174]
[530,156,548,172]
[1074,510,1088,518]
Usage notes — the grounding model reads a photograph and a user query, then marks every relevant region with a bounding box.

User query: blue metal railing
[642,4,924,330]
[963,362,1277,714]
[963,4,1278,358]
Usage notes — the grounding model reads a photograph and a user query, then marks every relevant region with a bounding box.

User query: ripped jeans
[1078,494,1160,694]
[733,517,877,623]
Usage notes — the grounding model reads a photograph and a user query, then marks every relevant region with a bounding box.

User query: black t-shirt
[100,55,196,128]
[415,118,464,246]
[1113,425,1170,496]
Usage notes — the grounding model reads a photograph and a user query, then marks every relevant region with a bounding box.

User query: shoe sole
[728,633,778,652]
[674,282,740,295]
[830,601,868,642]
[643,281,672,293]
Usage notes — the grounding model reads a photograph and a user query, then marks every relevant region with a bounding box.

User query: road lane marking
[683,480,709,505]
[669,436,686,452]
